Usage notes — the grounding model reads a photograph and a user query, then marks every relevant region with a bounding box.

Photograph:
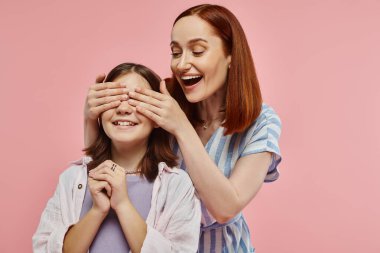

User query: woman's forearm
[175,125,239,221]
[84,118,99,148]
[63,208,107,253]
[175,123,269,223]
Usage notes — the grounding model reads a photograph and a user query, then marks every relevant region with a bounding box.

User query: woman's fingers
[127,84,187,136]
[93,87,129,99]
[85,82,129,120]
[128,99,161,115]
[95,73,106,83]
[91,82,126,92]
[135,105,162,124]
[159,80,171,95]
[133,86,167,101]
[90,94,128,108]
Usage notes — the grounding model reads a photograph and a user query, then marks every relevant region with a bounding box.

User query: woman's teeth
[181,75,202,86]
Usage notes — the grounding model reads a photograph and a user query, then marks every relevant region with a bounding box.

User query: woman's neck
[197,85,226,124]
[110,141,147,171]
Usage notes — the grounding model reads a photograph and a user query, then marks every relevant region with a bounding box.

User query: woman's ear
[227,55,232,68]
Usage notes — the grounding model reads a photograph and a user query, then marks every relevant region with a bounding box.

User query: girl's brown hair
[84,63,177,182]
[169,4,263,135]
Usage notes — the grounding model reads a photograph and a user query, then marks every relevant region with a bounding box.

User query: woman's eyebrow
[170,38,208,47]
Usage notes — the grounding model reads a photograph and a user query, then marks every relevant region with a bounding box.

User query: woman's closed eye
[193,51,204,56]
[171,51,182,58]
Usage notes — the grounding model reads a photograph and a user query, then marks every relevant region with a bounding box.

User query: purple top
[79,175,154,253]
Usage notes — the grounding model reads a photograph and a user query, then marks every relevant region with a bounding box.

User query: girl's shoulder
[157,162,193,189]
[58,157,88,184]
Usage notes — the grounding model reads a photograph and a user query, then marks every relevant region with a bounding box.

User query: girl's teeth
[116,121,135,126]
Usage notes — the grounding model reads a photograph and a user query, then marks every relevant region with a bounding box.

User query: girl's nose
[116,101,133,115]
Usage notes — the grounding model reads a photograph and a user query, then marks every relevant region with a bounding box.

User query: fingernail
[135,87,141,92]
[129,91,135,96]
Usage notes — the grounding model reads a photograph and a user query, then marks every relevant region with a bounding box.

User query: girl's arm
[141,169,201,253]
[114,200,147,253]
[88,161,147,253]
[62,209,107,253]
[33,182,68,253]
[89,162,201,253]
[62,178,111,253]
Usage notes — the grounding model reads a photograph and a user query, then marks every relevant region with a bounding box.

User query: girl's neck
[111,141,147,171]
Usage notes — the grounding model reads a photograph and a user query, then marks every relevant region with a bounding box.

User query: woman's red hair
[170,4,263,135]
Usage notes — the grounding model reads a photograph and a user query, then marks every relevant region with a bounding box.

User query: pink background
[1,0,379,252]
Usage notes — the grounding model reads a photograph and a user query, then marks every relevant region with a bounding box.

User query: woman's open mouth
[181,75,203,86]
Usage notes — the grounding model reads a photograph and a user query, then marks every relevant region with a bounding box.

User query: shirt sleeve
[141,172,201,253]
[241,105,282,182]
[32,177,75,253]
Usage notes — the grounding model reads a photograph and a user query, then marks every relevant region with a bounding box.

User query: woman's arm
[175,124,271,223]
[127,83,274,223]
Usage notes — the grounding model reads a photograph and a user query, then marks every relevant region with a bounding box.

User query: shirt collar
[70,156,92,166]
[158,162,179,177]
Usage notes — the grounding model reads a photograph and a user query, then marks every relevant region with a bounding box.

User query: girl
[33,63,201,253]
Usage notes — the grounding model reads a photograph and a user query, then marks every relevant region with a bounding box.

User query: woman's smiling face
[170,15,231,103]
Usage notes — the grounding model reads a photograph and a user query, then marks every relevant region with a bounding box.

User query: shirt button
[78,184,83,189]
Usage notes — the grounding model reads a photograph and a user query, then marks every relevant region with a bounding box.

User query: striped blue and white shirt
[174,104,282,252]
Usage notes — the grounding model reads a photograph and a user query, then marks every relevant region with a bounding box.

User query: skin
[84,16,272,223]
[65,73,155,253]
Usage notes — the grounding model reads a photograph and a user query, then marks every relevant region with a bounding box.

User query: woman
[84,4,281,252]
[33,63,201,253]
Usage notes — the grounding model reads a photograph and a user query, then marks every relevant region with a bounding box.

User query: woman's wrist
[175,120,198,145]
[173,118,194,140]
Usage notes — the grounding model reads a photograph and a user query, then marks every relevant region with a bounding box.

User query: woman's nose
[116,101,133,115]
[177,53,191,72]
